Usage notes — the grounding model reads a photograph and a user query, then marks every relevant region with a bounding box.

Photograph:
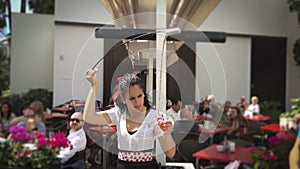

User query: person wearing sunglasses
[58,112,87,169]
[17,107,46,135]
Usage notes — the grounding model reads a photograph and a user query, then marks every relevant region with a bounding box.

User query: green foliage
[290,97,300,114]
[260,100,282,123]
[249,147,277,169]
[0,127,69,169]
[280,98,300,118]
[293,38,300,66]
[287,0,300,12]
[0,141,11,166]
[28,0,55,14]
[30,145,60,169]
[0,49,10,97]
[5,88,53,116]
[0,0,6,13]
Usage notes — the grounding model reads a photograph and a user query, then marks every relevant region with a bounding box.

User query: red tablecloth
[193,144,252,164]
[244,115,270,121]
[260,123,288,132]
[45,112,69,119]
[193,115,208,120]
[52,107,70,112]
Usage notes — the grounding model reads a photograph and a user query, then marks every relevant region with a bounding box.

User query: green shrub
[260,100,282,123]
[3,88,52,116]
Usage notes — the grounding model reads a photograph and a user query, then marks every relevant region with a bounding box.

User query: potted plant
[290,98,300,114]
[248,146,278,169]
[279,111,296,129]
[268,131,295,169]
[279,112,288,129]
[260,100,281,123]
[279,98,300,128]
[0,125,71,169]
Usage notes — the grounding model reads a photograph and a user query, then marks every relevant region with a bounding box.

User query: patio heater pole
[155,0,167,165]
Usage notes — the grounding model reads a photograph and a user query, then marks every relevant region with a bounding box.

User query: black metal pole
[95,27,226,43]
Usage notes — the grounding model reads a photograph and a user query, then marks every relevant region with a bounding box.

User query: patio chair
[176,139,207,163]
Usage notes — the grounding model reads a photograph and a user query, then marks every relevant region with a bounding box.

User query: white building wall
[55,0,111,24]
[10,13,54,94]
[53,25,104,106]
[195,37,251,104]
[200,0,289,37]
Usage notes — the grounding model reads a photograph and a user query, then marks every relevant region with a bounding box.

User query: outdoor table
[258,123,289,144]
[199,126,230,144]
[244,115,270,121]
[45,112,69,119]
[193,115,209,125]
[52,107,71,113]
[193,115,208,121]
[68,103,85,107]
[192,144,252,169]
[260,123,289,132]
[90,125,116,169]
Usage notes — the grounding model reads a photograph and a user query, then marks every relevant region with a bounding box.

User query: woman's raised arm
[83,69,111,125]
[158,121,176,159]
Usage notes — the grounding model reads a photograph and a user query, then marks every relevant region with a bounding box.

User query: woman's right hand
[86,68,98,85]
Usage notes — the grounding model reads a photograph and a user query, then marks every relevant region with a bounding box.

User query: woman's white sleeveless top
[107,108,164,151]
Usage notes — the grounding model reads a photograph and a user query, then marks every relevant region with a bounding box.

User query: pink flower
[33,131,47,147]
[1,125,72,169]
[9,126,31,141]
[247,146,256,152]
[268,136,281,147]
[49,132,70,149]
[276,131,295,142]
[271,154,278,161]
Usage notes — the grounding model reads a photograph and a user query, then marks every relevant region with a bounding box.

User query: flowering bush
[0,125,71,169]
[0,125,32,167]
[249,131,296,169]
[248,146,278,169]
[268,131,295,169]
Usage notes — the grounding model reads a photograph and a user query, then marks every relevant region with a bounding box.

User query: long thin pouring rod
[91,31,157,69]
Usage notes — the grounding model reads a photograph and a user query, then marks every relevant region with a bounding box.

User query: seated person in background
[198,100,210,115]
[58,112,87,169]
[0,101,16,135]
[207,94,216,106]
[236,96,248,113]
[245,96,260,115]
[30,101,46,123]
[219,101,232,127]
[227,107,249,138]
[17,107,46,135]
[166,98,182,122]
